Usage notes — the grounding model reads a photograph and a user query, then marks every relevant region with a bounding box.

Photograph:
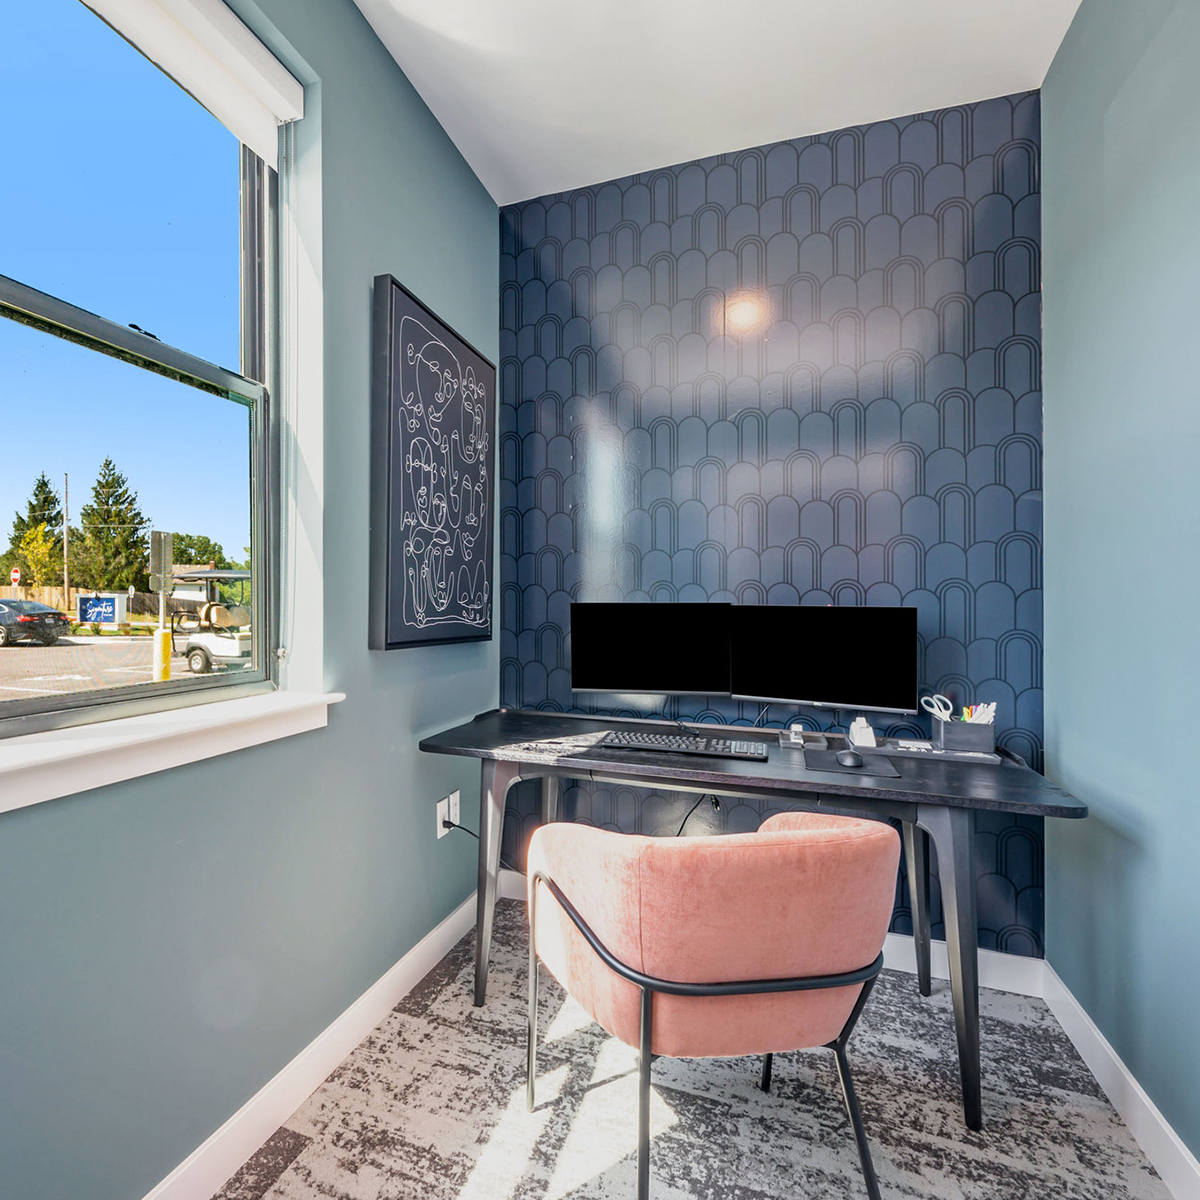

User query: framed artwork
[369,275,496,649]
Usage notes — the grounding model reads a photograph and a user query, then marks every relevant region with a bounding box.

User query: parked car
[0,599,71,646]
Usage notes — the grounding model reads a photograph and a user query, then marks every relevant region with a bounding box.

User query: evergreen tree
[77,459,149,590]
[3,473,63,578]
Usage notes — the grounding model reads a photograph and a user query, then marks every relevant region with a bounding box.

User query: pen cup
[932,719,995,753]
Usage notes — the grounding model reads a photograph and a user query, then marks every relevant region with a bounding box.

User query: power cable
[440,819,522,873]
[676,794,721,836]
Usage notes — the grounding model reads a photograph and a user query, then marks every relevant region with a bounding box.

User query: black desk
[420,709,1086,1130]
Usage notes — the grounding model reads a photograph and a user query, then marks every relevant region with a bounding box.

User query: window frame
[0,145,279,739]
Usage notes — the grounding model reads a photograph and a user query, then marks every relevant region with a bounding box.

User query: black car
[0,599,71,646]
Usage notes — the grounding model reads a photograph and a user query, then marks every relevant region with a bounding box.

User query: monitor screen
[729,605,918,714]
[570,602,732,695]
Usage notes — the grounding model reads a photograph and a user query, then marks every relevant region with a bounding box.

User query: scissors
[921,693,955,722]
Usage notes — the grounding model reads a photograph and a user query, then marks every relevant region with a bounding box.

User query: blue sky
[0,0,249,561]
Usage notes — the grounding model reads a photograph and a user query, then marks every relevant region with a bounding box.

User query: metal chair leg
[759,1053,773,1093]
[638,988,653,1200]
[832,1045,881,1200]
[527,892,539,1112]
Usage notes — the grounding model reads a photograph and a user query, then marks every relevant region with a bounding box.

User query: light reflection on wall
[579,406,678,716]
[579,402,627,596]
[723,290,770,337]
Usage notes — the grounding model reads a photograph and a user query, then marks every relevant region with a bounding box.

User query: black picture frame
[370,275,496,650]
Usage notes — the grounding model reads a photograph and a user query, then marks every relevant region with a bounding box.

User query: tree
[4,473,63,579]
[172,533,231,569]
[18,523,60,587]
[76,459,149,591]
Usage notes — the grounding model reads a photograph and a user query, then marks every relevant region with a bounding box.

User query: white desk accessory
[848,717,877,748]
[783,725,829,750]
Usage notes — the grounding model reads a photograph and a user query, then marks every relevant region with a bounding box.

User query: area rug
[214,900,1169,1200]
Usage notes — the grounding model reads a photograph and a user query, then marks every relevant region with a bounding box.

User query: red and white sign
[9,567,20,586]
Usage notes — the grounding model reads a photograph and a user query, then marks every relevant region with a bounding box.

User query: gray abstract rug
[214,900,1169,1200]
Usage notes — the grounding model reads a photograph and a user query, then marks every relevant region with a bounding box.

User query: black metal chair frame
[528,870,886,1200]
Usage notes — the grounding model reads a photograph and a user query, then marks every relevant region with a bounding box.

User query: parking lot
[0,635,191,698]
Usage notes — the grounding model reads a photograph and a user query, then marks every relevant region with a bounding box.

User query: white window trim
[83,0,304,164]
[274,107,325,698]
[0,3,328,811]
[0,691,344,816]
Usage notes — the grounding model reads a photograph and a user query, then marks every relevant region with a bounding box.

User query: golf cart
[170,569,252,674]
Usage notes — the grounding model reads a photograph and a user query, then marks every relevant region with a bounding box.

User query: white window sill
[0,690,345,816]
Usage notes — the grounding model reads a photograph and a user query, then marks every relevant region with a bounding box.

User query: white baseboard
[142,891,477,1200]
[1043,965,1200,1200]
[881,931,1047,997]
[499,866,527,900]
[147,870,1200,1200]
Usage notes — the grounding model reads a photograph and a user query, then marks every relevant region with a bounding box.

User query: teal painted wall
[1043,0,1200,1158]
[0,2,498,1197]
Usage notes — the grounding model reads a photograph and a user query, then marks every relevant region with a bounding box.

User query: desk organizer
[932,719,995,754]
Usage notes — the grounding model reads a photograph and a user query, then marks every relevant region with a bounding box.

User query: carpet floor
[214,900,1170,1200]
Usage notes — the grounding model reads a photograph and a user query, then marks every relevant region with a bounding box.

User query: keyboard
[597,730,769,761]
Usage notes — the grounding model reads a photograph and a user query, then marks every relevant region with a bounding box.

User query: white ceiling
[353,0,1082,206]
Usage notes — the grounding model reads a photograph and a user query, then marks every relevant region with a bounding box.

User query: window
[0,0,281,735]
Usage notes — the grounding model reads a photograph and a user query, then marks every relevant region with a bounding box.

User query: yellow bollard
[153,627,172,682]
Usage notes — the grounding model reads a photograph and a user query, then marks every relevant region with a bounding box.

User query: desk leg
[901,821,932,997]
[474,759,520,1007]
[540,776,560,825]
[918,805,981,1130]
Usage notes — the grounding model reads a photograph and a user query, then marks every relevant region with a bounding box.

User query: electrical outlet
[436,795,450,839]
[448,789,461,826]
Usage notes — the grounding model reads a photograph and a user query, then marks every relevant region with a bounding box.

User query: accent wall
[1043,0,1200,1158]
[499,93,1046,954]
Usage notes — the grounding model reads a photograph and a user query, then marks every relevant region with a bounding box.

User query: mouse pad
[802,750,902,779]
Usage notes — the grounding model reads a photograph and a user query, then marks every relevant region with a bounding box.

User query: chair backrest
[528,813,900,1058]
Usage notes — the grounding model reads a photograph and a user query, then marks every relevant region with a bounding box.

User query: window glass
[0,0,240,368]
[0,0,263,721]
[0,317,255,701]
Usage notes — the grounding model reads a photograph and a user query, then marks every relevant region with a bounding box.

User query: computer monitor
[729,605,918,714]
[570,602,732,696]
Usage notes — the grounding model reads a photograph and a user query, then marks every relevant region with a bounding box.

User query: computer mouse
[836,748,864,768]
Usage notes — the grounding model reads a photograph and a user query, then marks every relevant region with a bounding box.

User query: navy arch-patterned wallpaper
[498,92,1045,956]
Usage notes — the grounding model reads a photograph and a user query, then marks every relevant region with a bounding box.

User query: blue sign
[79,595,116,623]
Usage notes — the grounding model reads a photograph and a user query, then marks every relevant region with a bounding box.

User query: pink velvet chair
[526,811,901,1200]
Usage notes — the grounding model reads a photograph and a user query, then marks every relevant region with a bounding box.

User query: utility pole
[63,472,70,610]
[150,530,172,682]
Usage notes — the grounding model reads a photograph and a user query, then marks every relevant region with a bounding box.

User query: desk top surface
[420,710,1087,819]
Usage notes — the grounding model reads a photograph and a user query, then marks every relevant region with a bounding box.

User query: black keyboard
[597,730,769,761]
